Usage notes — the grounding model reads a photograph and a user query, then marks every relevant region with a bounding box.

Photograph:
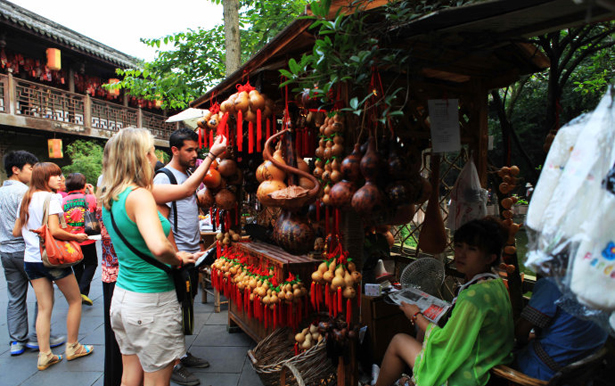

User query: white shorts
[110,287,186,372]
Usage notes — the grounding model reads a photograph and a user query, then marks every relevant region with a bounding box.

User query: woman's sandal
[65,342,94,361]
[37,351,63,370]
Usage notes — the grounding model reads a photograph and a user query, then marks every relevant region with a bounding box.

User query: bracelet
[207,153,216,161]
[176,259,183,269]
[410,311,422,325]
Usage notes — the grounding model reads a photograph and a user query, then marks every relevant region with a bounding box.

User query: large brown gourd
[418,154,447,254]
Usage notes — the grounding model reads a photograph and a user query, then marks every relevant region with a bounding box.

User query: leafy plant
[281,0,483,125]
[61,140,104,186]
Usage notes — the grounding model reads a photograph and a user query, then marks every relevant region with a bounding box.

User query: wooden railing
[0,73,175,142]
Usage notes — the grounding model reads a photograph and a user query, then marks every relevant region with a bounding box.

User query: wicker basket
[248,327,336,386]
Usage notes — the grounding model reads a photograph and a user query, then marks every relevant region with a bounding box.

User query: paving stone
[191,324,253,347]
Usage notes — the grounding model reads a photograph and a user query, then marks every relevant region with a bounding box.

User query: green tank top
[102,187,174,293]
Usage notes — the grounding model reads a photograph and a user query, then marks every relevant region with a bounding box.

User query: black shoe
[171,364,200,386]
[180,352,210,368]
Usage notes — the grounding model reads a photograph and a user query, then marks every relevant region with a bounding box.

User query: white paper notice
[428,99,461,153]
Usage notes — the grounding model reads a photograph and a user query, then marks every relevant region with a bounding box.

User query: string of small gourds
[210,245,309,330]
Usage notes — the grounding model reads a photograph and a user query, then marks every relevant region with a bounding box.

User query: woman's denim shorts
[24,262,73,281]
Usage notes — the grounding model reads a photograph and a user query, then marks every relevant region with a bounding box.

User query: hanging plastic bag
[525,88,615,277]
[447,157,487,232]
[569,161,615,311]
[525,86,615,334]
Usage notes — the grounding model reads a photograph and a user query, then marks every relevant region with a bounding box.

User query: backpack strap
[43,192,68,228]
[155,168,178,234]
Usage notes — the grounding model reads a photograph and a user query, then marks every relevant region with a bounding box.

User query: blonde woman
[13,162,93,370]
[99,128,200,386]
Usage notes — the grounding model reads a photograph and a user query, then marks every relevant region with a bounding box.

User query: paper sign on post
[428,99,461,153]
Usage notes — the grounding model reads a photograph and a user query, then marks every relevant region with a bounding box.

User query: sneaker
[81,294,93,306]
[10,341,26,356]
[180,352,210,368]
[171,364,200,386]
[26,335,67,350]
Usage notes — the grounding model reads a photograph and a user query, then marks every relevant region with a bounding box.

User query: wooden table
[227,240,320,341]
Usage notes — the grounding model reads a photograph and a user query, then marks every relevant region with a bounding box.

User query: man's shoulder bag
[108,206,195,335]
[32,193,84,268]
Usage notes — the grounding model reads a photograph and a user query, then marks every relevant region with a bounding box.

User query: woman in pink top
[62,173,97,306]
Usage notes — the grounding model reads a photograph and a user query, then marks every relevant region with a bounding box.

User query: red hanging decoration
[325,206,330,236]
[338,287,343,313]
[346,298,352,324]
[237,110,243,152]
[310,281,316,308]
[248,121,254,154]
[257,109,263,152]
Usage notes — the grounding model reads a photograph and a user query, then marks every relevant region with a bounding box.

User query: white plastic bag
[447,157,487,231]
[525,87,615,332]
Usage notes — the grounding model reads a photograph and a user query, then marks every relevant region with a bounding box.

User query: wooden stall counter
[228,240,321,342]
[361,294,415,365]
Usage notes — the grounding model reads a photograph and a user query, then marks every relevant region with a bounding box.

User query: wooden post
[84,93,92,130]
[7,70,15,115]
[137,106,143,128]
[471,79,489,188]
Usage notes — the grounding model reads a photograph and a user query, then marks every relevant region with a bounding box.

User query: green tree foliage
[61,140,103,186]
[281,0,485,123]
[488,22,615,186]
[113,0,307,110]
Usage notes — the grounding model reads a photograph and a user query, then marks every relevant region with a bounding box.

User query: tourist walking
[13,162,93,370]
[0,151,66,356]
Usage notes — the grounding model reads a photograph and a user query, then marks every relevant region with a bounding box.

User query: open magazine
[386,286,451,324]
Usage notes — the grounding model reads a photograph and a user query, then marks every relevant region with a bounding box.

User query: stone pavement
[0,258,265,386]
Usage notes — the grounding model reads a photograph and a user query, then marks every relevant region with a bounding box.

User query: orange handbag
[31,194,83,268]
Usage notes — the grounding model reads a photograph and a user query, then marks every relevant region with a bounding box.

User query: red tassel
[294,342,299,356]
[325,283,330,309]
[338,287,343,313]
[257,109,262,152]
[263,304,268,329]
[346,298,352,324]
[237,111,243,152]
[287,302,292,327]
[272,306,277,329]
[310,281,316,308]
[316,283,321,312]
[248,121,254,154]
[332,291,337,317]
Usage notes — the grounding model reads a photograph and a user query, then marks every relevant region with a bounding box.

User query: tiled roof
[0,0,140,69]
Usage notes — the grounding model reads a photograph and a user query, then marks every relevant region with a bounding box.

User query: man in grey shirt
[153,128,209,386]
[0,151,65,355]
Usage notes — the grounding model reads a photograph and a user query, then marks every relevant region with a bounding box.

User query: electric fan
[399,258,445,298]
